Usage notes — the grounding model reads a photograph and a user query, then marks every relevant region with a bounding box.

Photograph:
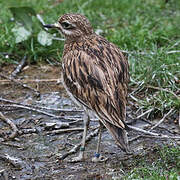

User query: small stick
[136,108,154,119]
[129,135,142,143]
[0,169,8,180]
[137,134,180,139]
[0,154,23,169]
[150,109,174,130]
[0,104,23,111]
[36,14,46,26]
[19,128,38,135]
[53,37,65,41]
[0,104,66,119]
[1,142,24,149]
[0,104,84,122]
[129,94,139,102]
[146,85,179,100]
[59,127,99,160]
[0,112,18,140]
[0,97,83,113]
[0,103,81,120]
[0,73,40,96]
[46,128,84,135]
[11,55,27,78]
[128,125,180,139]
[0,99,83,120]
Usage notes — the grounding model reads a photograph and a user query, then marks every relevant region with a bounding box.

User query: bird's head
[44,13,94,41]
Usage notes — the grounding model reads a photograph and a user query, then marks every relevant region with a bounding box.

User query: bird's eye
[61,22,72,29]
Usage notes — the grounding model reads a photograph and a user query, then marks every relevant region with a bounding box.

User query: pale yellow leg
[92,122,108,162]
[71,112,90,162]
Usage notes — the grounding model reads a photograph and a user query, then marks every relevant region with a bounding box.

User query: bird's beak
[43,22,60,29]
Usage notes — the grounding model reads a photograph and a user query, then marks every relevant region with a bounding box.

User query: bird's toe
[69,154,85,163]
[92,155,108,162]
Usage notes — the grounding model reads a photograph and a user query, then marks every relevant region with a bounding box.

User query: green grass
[124,146,180,180]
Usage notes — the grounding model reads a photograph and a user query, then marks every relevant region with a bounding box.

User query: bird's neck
[63,33,96,56]
[65,33,95,44]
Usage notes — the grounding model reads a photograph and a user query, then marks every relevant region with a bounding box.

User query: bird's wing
[63,48,128,129]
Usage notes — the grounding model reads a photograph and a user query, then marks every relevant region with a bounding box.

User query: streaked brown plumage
[44,13,130,161]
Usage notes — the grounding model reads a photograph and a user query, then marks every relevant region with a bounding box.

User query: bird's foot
[92,153,108,162]
[69,152,84,163]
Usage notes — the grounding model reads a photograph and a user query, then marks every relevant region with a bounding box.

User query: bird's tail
[102,120,131,154]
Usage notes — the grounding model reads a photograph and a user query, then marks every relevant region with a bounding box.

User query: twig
[128,125,180,139]
[19,128,38,135]
[146,85,179,100]
[46,128,84,135]
[136,108,154,119]
[36,14,46,26]
[150,109,174,130]
[0,154,23,169]
[0,112,18,140]
[0,169,8,180]
[0,104,23,111]
[129,135,142,143]
[69,119,84,124]
[138,134,180,139]
[129,94,139,102]
[0,97,83,113]
[59,127,99,160]
[0,103,83,121]
[0,103,65,119]
[0,98,83,120]
[0,104,83,119]
[53,37,65,41]
[1,142,24,149]
[0,73,40,96]
[11,55,27,78]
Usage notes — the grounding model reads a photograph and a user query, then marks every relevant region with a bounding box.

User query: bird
[44,13,130,162]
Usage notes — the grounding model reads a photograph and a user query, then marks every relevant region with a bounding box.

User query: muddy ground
[0,64,179,180]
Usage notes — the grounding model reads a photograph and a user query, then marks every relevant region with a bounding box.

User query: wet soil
[0,64,179,180]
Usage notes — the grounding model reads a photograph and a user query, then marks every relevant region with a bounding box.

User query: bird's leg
[71,112,90,162]
[92,121,108,162]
